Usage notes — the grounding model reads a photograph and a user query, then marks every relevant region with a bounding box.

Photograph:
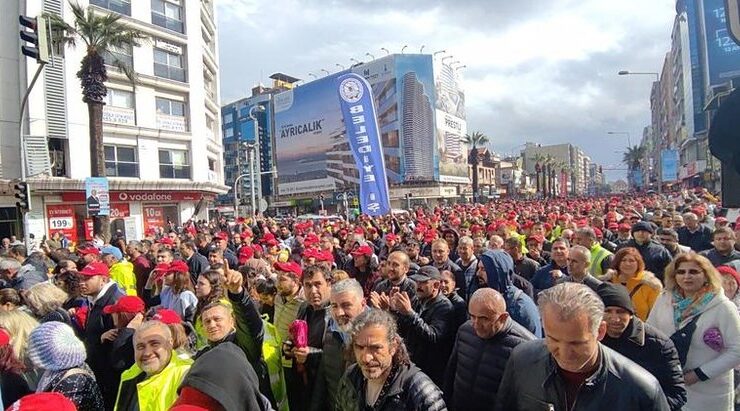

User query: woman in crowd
[0,328,31,408]
[0,309,40,389]
[194,270,227,348]
[53,268,85,311]
[606,247,663,321]
[648,253,740,411]
[717,265,740,309]
[23,282,71,324]
[27,321,105,411]
[159,261,198,323]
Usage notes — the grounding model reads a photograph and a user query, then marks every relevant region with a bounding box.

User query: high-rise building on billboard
[401,72,435,181]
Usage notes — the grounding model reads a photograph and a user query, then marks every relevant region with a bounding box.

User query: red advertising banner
[46,205,78,243]
[143,206,165,233]
[84,219,94,241]
[110,203,130,219]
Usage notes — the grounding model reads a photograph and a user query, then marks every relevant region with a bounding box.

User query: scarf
[36,363,95,393]
[672,285,716,327]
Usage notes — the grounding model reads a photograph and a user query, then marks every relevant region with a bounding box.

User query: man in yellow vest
[114,320,193,411]
[573,227,613,277]
[102,245,138,296]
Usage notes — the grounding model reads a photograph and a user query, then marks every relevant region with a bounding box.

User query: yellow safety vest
[114,352,193,411]
[589,243,612,277]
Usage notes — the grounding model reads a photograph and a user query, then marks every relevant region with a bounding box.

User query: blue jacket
[479,250,542,337]
[531,263,569,297]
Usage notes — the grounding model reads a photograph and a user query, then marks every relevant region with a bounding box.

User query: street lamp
[336,63,345,70]
[442,55,454,64]
[618,70,660,81]
[401,45,408,54]
[320,69,330,76]
[350,58,361,65]
[308,72,317,79]
[607,131,632,147]
[433,50,446,57]
[365,52,375,60]
[380,47,390,55]
[419,45,425,53]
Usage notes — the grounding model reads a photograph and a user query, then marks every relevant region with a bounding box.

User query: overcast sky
[216,0,677,182]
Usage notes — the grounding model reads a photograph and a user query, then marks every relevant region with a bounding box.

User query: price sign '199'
[50,217,73,229]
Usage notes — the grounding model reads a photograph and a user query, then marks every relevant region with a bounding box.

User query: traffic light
[14,182,31,212]
[19,15,49,64]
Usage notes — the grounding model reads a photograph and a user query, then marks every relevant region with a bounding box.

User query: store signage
[103,106,135,125]
[46,204,78,242]
[155,39,182,54]
[62,191,206,202]
[143,206,165,233]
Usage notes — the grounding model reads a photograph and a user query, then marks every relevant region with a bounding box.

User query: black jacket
[335,362,447,411]
[617,240,672,282]
[309,317,354,411]
[374,277,419,308]
[81,284,124,409]
[0,370,31,409]
[496,340,670,411]
[396,293,455,386]
[444,319,535,411]
[601,317,687,411]
[677,225,713,252]
[181,342,269,411]
[187,252,210,284]
[447,291,468,333]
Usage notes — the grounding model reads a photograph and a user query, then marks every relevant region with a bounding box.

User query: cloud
[216,0,677,182]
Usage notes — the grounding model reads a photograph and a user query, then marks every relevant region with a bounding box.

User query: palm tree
[47,2,146,241]
[463,131,490,204]
[622,145,647,190]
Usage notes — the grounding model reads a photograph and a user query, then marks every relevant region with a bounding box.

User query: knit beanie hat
[596,283,635,314]
[27,322,87,371]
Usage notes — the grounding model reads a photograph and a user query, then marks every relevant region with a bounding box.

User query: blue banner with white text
[336,73,391,216]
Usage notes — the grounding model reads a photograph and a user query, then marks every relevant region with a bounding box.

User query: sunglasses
[675,269,703,276]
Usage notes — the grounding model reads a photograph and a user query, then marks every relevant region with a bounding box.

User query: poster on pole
[85,177,110,217]
[123,216,142,242]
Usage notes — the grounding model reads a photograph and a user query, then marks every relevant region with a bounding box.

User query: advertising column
[433,56,469,184]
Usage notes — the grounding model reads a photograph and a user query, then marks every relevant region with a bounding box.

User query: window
[102,44,133,68]
[153,48,186,82]
[105,145,139,177]
[105,89,134,108]
[159,149,191,179]
[224,128,234,138]
[155,97,185,116]
[223,113,233,125]
[91,0,131,15]
[151,0,184,33]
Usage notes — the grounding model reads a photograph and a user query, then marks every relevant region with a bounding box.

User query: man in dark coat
[598,283,687,411]
[334,310,446,411]
[179,240,209,284]
[440,269,468,333]
[392,265,455,386]
[370,251,417,310]
[77,261,125,409]
[677,212,713,252]
[444,288,535,411]
[618,222,672,282]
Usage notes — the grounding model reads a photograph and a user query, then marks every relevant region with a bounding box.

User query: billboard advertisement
[703,0,740,85]
[274,54,450,196]
[434,57,469,184]
[85,177,110,217]
[661,149,680,182]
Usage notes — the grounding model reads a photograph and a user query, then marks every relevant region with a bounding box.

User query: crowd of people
[0,190,739,410]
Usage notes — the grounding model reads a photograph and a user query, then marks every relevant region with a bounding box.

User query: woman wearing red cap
[158,261,198,323]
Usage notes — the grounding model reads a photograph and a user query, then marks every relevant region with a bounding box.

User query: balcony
[90,0,130,15]
[152,13,184,34]
[103,106,135,126]
[156,114,188,132]
[154,63,186,83]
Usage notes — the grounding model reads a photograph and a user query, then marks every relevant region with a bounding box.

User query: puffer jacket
[335,362,447,411]
[496,340,670,411]
[601,317,687,411]
[444,319,535,411]
[606,270,662,321]
[397,293,455,386]
[479,250,542,337]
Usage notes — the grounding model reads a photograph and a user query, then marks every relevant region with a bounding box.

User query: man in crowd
[7,244,47,287]
[370,251,417,309]
[496,282,670,410]
[392,265,454,386]
[614,223,633,248]
[503,237,540,281]
[115,321,193,410]
[656,228,690,258]
[101,245,137,296]
[213,232,239,268]
[700,227,740,270]
[525,234,549,266]
[180,240,209,285]
[455,236,479,301]
[440,269,468,332]
[344,244,379,296]
[309,279,367,411]
[619,222,672,281]
[126,241,152,297]
[573,227,613,277]
[477,250,541,337]
[78,261,125,409]
[530,238,570,296]
[334,309,446,410]
[444,288,535,411]
[597,283,687,410]
[678,212,713,252]
[561,245,602,291]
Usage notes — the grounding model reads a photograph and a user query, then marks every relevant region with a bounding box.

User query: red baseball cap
[213,232,229,241]
[6,392,77,411]
[351,245,373,257]
[103,296,145,314]
[316,250,335,263]
[151,308,182,325]
[302,248,318,259]
[618,223,631,232]
[238,247,254,264]
[77,246,100,256]
[251,244,263,254]
[78,262,109,277]
[273,261,303,278]
[526,235,545,244]
[168,260,189,274]
[158,237,175,246]
[386,233,399,242]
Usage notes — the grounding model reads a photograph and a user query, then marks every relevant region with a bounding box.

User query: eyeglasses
[675,269,703,276]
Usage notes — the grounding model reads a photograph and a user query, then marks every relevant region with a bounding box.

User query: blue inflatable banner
[336,73,391,216]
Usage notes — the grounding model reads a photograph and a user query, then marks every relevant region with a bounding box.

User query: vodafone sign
[62,191,208,202]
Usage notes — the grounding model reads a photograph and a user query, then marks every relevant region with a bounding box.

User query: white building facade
[0,0,226,242]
